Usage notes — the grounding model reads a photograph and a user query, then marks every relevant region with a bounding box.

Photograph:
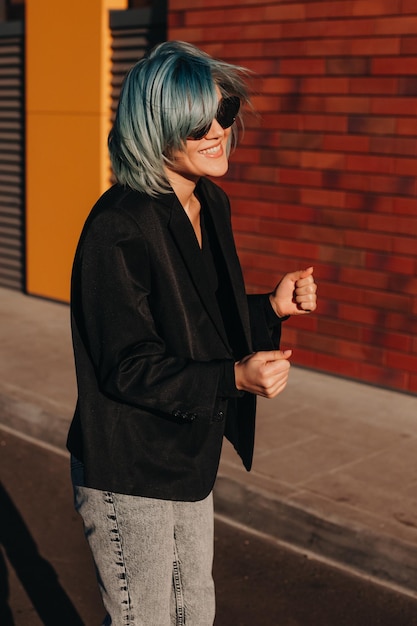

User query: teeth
[200,145,220,155]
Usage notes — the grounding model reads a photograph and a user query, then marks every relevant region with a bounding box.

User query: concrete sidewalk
[1,286,417,596]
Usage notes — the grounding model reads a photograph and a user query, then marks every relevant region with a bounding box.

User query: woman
[67,40,317,625]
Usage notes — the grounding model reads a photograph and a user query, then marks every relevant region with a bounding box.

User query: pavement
[1,286,417,598]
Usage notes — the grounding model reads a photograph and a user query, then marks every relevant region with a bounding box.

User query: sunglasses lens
[188,96,241,140]
[217,96,240,129]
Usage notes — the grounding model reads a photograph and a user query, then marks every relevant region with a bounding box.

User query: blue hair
[108,40,251,196]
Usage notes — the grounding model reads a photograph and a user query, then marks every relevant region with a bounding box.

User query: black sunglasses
[188,96,241,140]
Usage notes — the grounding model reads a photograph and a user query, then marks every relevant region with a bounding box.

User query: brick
[340,339,384,363]
[232,215,260,234]
[323,134,370,153]
[348,115,396,135]
[298,114,348,133]
[374,15,417,35]
[398,77,417,96]
[305,1,352,19]
[266,203,318,223]
[275,239,320,261]
[232,199,279,219]
[346,154,394,174]
[394,158,417,177]
[316,353,361,379]
[300,187,346,209]
[279,59,326,76]
[348,37,401,56]
[323,170,372,193]
[361,328,412,352]
[401,37,417,55]
[243,59,281,75]
[397,117,417,136]
[373,56,417,75]
[372,97,417,116]
[367,214,417,236]
[366,252,415,274]
[301,151,346,170]
[319,208,368,229]
[280,94,325,114]
[285,315,318,333]
[386,350,417,374]
[349,77,398,95]
[362,289,412,313]
[319,245,365,267]
[185,6,266,27]
[318,318,362,342]
[337,302,383,325]
[325,96,370,114]
[360,362,408,391]
[344,230,393,252]
[305,39,352,57]
[261,76,306,95]
[259,149,301,168]
[388,275,417,298]
[370,136,417,157]
[264,3,307,22]
[284,344,319,369]
[319,281,364,305]
[393,197,417,215]
[255,221,301,241]
[352,0,402,17]
[407,374,417,394]
[296,223,346,246]
[344,191,394,211]
[279,168,322,187]
[339,266,389,289]
[278,132,323,150]
[232,147,262,164]
[241,129,279,149]
[402,0,417,13]
[286,17,374,39]
[303,77,350,94]
[326,57,371,75]
[263,40,308,57]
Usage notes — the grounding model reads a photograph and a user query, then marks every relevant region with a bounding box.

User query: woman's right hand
[234,350,292,398]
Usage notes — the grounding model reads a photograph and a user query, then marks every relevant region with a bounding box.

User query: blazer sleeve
[247,293,287,352]
[72,207,232,421]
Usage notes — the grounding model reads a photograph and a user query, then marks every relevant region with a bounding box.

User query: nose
[204,117,226,139]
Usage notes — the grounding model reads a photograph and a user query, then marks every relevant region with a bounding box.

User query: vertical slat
[110,7,167,114]
[0,22,24,291]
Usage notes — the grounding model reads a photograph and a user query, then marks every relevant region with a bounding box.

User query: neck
[166,170,202,247]
[167,171,199,209]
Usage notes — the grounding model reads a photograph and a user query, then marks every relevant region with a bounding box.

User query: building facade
[2,0,417,394]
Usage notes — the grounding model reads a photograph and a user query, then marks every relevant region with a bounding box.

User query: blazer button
[172,409,182,419]
[213,411,224,422]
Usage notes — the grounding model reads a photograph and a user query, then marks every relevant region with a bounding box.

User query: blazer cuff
[265,295,290,326]
[218,360,244,398]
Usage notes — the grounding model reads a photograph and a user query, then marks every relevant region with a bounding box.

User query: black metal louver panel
[110,5,167,118]
[0,21,24,291]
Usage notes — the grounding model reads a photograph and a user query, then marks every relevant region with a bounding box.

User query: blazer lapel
[196,180,252,354]
[165,193,232,351]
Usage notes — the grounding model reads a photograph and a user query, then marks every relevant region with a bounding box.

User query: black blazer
[67,178,283,501]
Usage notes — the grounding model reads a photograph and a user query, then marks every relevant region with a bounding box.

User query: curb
[214,472,417,597]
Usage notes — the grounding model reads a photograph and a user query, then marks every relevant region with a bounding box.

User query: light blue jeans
[71,458,215,626]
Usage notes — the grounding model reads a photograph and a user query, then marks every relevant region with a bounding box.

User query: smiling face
[165,88,233,190]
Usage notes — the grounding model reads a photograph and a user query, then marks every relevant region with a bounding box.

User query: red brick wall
[169,0,417,395]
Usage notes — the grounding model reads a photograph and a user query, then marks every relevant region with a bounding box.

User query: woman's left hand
[269,266,317,318]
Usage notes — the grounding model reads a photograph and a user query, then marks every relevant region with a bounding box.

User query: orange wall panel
[25,0,127,302]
